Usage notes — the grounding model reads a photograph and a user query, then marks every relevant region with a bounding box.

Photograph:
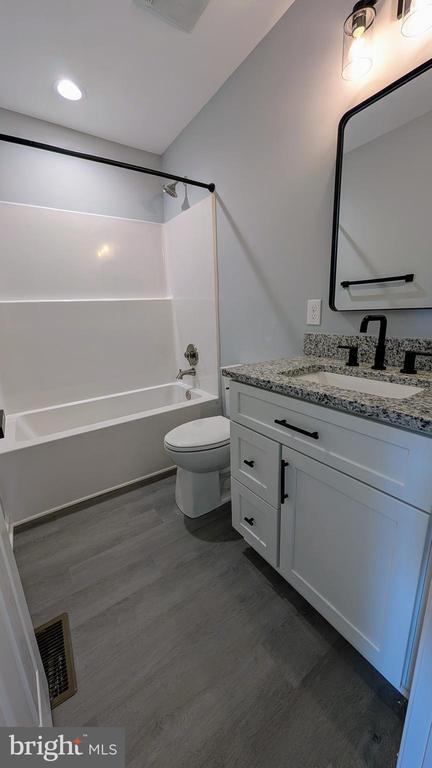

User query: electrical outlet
[307,299,322,325]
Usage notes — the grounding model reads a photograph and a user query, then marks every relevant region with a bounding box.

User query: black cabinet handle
[243,459,255,468]
[281,460,289,504]
[244,516,255,526]
[274,418,319,440]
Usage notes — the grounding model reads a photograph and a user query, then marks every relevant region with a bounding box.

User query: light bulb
[352,7,367,37]
[353,24,366,37]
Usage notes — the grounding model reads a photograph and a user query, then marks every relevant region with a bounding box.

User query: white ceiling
[0,0,295,155]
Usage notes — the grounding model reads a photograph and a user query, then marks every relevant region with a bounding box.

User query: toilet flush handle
[244,517,255,526]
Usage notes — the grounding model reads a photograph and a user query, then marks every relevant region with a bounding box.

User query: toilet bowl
[164,415,230,518]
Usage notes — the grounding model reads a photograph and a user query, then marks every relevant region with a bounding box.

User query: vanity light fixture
[55,79,83,101]
[398,0,432,37]
[342,0,377,81]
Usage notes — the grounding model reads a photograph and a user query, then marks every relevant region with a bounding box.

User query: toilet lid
[165,416,230,452]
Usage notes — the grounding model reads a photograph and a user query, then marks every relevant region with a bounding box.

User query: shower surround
[0,196,219,525]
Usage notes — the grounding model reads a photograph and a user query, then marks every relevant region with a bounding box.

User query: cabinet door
[279,446,429,693]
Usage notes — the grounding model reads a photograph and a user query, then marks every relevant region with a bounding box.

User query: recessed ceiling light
[55,79,83,101]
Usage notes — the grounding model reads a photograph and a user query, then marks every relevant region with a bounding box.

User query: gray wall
[163,0,432,365]
[0,108,163,221]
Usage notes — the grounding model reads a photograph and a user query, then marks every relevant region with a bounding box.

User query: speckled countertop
[222,356,432,436]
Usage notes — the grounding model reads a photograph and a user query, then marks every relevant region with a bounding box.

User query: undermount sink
[295,371,423,400]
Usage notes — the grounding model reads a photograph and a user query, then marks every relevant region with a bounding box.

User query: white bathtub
[0,383,219,526]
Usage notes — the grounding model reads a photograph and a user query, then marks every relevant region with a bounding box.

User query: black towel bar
[341,274,414,289]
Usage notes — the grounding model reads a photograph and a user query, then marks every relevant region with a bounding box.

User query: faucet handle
[401,351,432,375]
[338,344,359,367]
[184,344,199,367]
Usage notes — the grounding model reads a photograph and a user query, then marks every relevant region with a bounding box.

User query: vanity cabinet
[230,381,432,695]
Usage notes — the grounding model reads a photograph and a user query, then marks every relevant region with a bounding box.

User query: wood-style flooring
[14,475,405,768]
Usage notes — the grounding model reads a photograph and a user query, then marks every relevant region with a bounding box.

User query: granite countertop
[222,356,432,436]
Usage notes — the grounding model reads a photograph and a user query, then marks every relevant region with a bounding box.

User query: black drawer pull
[243,459,255,468]
[281,459,289,504]
[244,516,255,526]
[274,418,319,440]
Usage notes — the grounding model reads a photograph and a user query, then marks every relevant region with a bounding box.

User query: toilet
[164,415,231,518]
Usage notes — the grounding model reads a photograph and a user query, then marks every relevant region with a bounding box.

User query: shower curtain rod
[0,133,216,193]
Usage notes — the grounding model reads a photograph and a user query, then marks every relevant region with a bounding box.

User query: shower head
[163,181,178,198]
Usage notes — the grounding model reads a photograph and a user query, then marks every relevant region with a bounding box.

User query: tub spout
[176,368,196,380]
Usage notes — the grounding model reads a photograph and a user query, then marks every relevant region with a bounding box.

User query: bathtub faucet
[176,367,196,380]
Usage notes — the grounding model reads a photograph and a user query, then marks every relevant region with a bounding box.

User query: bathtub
[0,383,219,526]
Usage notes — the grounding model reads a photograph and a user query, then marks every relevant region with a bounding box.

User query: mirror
[330,59,432,311]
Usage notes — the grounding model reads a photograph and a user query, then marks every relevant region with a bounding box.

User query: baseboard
[13,466,176,534]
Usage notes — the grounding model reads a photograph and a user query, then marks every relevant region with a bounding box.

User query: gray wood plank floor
[14,475,405,768]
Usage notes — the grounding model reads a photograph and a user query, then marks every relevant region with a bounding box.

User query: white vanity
[228,375,432,696]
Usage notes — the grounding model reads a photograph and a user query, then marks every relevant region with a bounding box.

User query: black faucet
[359,315,388,371]
[400,350,432,375]
[338,344,359,367]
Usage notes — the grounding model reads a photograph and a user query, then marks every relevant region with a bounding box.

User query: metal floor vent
[35,613,77,709]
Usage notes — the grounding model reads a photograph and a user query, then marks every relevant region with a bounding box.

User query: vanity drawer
[231,478,279,568]
[230,381,432,511]
[231,422,280,508]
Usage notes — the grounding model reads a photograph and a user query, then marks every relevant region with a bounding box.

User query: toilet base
[175,467,229,518]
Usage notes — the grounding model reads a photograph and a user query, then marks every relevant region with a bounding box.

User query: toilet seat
[164,416,230,453]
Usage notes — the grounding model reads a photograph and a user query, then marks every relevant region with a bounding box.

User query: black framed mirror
[330,57,432,312]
